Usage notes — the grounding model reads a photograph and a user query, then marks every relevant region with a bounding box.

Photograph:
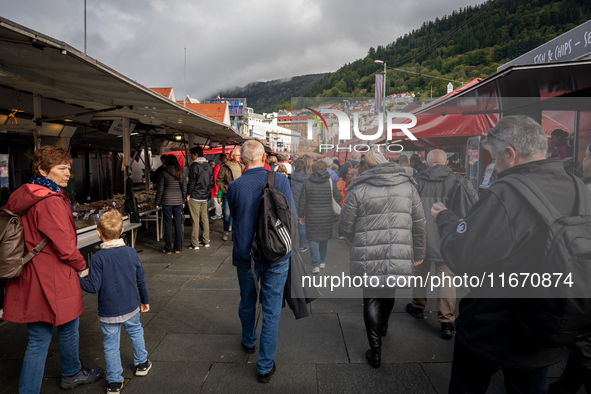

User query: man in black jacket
[431,115,577,392]
[186,147,212,249]
[406,149,477,340]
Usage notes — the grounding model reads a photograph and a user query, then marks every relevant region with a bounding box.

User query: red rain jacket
[3,184,85,326]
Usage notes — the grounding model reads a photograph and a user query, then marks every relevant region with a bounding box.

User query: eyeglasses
[487,129,516,150]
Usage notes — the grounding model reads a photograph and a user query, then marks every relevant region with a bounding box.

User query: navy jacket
[79,246,149,318]
[228,166,294,269]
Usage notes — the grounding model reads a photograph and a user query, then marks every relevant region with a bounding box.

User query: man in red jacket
[3,146,103,393]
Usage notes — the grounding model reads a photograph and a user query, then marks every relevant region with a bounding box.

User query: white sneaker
[319,263,325,269]
[312,267,320,274]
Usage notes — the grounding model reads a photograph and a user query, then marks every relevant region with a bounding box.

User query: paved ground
[0,218,571,393]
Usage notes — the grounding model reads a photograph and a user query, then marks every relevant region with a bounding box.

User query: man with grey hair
[217,148,244,241]
[274,154,292,174]
[405,149,477,339]
[227,140,293,383]
[338,151,361,183]
[323,157,338,182]
[431,115,582,392]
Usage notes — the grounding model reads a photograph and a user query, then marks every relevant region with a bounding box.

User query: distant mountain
[218,73,328,113]
[302,0,590,99]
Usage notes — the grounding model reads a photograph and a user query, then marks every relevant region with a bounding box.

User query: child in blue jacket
[79,210,151,393]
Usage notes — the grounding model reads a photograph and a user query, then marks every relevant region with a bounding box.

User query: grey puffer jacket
[155,166,187,207]
[415,165,478,262]
[298,170,342,241]
[339,162,426,284]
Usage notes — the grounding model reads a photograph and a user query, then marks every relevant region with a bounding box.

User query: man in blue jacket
[227,140,292,383]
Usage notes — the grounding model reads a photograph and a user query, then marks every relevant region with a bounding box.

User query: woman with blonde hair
[267,155,278,171]
[303,155,314,176]
[340,147,426,368]
[276,164,288,177]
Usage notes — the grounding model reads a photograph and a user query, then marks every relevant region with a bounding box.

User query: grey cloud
[1,0,486,101]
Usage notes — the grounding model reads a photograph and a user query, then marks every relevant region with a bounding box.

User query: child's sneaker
[107,382,123,393]
[135,359,152,376]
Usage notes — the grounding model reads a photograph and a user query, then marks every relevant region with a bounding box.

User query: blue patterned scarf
[28,175,62,193]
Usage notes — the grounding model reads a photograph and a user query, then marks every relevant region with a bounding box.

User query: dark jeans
[449,339,549,394]
[548,338,591,394]
[162,205,183,252]
[222,194,233,232]
[236,261,289,374]
[20,318,81,393]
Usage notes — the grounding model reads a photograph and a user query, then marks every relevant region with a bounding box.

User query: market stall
[0,16,245,252]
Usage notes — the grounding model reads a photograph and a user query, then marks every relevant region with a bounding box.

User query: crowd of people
[2,114,590,392]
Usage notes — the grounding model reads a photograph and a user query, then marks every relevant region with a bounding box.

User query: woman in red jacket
[3,147,103,393]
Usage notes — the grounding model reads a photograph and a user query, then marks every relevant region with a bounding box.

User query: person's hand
[156,206,160,210]
[218,198,222,204]
[186,195,190,201]
[299,218,305,225]
[141,304,150,313]
[431,205,446,223]
[182,204,185,209]
[413,259,424,266]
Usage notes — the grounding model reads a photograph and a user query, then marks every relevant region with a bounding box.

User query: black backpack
[251,171,293,264]
[501,173,591,346]
[450,174,479,219]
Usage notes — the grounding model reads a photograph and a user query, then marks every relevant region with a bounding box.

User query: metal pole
[184,44,187,106]
[144,133,151,191]
[383,63,387,126]
[84,0,87,54]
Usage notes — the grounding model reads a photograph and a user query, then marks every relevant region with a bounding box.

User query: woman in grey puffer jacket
[339,148,426,368]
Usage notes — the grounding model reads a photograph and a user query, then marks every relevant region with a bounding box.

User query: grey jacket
[414,165,478,262]
[339,162,426,283]
[298,170,342,241]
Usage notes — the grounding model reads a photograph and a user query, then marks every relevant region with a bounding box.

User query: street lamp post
[374,60,387,125]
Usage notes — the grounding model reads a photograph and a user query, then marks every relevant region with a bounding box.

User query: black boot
[380,297,395,337]
[380,322,388,337]
[366,347,381,368]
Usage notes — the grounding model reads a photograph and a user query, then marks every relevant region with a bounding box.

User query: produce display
[72,191,156,230]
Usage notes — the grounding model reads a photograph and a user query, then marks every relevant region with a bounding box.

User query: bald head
[426,149,447,167]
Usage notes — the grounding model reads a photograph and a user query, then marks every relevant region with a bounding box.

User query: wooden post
[33,94,42,150]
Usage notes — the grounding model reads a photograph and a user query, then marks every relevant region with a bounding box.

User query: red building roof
[180,102,228,123]
[150,87,173,99]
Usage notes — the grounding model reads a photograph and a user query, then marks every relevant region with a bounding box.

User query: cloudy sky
[2,0,484,101]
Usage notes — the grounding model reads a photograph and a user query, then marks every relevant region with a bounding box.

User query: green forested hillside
[219,73,327,113]
[303,0,591,100]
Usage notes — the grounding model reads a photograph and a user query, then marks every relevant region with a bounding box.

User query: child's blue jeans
[100,312,148,383]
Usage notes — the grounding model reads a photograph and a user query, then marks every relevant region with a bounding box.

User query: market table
[76,220,143,249]
[140,208,160,241]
